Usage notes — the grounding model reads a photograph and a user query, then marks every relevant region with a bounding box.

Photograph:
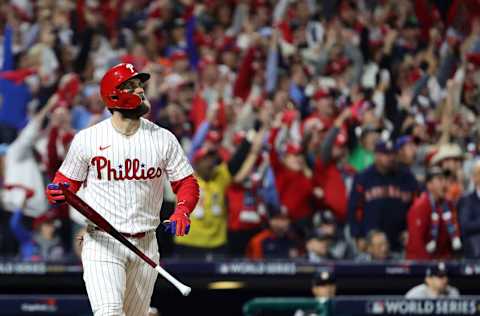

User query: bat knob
[179,285,192,296]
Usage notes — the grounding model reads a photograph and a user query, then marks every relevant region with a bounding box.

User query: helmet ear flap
[108,91,120,106]
[115,89,142,109]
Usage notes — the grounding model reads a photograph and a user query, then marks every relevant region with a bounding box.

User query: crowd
[1,0,480,263]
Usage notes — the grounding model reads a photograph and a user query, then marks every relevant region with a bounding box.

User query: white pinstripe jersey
[59,118,193,233]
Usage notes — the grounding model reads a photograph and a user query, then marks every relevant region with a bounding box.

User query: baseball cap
[426,262,448,277]
[313,89,333,100]
[266,203,289,219]
[375,139,395,154]
[394,135,413,151]
[285,143,302,155]
[192,145,218,164]
[430,143,464,166]
[313,210,336,227]
[425,166,449,183]
[312,271,336,286]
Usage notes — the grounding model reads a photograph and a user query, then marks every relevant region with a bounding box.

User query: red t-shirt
[269,141,314,221]
[227,183,263,231]
[314,158,353,223]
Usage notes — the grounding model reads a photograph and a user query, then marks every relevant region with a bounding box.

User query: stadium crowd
[0,0,480,263]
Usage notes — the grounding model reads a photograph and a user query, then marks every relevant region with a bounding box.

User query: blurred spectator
[348,139,418,253]
[227,122,269,257]
[458,160,480,258]
[47,106,75,178]
[313,108,355,223]
[294,270,337,316]
[0,24,37,144]
[356,230,395,261]
[269,111,315,223]
[305,210,352,262]
[347,126,379,172]
[1,0,480,265]
[430,143,465,202]
[2,94,58,217]
[305,230,333,262]
[405,262,460,299]
[395,135,417,170]
[9,189,64,262]
[174,116,251,257]
[406,167,462,260]
[246,203,298,260]
[311,270,337,300]
[71,84,110,131]
[173,144,228,258]
[309,89,336,129]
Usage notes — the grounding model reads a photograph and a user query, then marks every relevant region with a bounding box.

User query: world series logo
[366,299,480,315]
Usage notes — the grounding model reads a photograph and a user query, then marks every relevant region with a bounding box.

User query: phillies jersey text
[59,118,193,233]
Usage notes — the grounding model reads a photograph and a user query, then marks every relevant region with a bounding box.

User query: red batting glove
[163,207,191,237]
[46,182,69,204]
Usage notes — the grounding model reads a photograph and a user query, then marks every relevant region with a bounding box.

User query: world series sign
[364,299,480,315]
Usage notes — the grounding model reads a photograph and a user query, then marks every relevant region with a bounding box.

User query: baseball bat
[60,185,191,296]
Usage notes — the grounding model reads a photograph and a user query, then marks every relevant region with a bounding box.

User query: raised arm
[233,127,267,183]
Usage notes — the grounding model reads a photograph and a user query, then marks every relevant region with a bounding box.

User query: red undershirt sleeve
[170,174,200,215]
[52,171,83,193]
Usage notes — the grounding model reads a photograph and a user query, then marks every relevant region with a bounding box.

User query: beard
[116,102,150,119]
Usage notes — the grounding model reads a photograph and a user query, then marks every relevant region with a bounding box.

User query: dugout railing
[243,296,480,316]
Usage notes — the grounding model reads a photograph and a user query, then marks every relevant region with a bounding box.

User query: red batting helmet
[100,63,150,109]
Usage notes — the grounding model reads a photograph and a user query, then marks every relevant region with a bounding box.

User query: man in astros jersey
[45,63,200,316]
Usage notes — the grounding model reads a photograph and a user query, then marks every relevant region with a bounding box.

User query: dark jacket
[348,164,419,251]
[458,191,480,258]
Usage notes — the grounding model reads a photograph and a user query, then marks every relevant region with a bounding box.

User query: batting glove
[46,182,69,204]
[163,208,190,236]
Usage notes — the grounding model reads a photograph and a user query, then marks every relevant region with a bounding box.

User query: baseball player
[45,63,199,316]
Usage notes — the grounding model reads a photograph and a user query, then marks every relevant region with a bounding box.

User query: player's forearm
[170,174,200,215]
[52,171,83,193]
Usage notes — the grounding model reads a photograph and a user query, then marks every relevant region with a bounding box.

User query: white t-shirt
[3,119,48,217]
[59,118,193,233]
[405,284,460,299]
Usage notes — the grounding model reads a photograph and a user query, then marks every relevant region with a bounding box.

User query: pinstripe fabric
[82,230,159,316]
[59,117,193,233]
[58,117,193,315]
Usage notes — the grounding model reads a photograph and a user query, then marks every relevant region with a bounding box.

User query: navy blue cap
[266,203,289,219]
[394,136,413,151]
[313,210,336,226]
[375,139,395,154]
[426,262,448,277]
[313,271,336,286]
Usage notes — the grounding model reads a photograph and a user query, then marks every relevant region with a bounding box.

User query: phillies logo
[126,63,135,73]
[91,156,162,181]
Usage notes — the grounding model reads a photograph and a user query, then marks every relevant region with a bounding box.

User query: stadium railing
[243,296,480,316]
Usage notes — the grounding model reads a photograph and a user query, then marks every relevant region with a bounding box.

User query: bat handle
[154,265,191,296]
